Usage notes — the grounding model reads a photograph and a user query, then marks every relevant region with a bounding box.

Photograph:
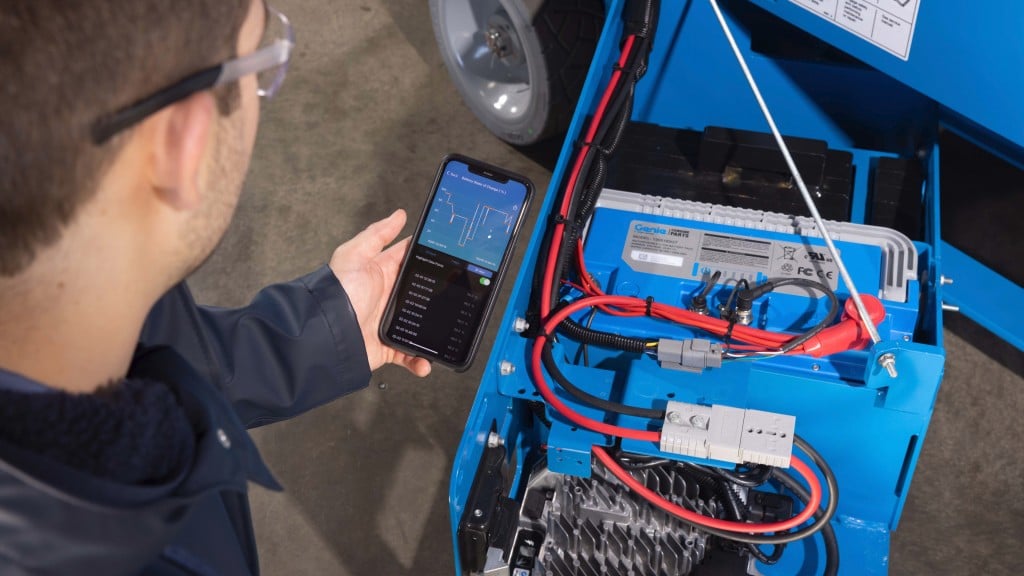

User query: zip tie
[708,0,894,378]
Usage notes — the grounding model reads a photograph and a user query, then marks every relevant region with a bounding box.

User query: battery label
[623,220,841,292]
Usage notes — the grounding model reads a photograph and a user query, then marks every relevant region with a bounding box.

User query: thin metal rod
[708,0,884,350]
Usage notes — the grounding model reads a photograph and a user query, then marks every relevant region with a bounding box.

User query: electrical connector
[689,270,721,315]
[733,288,755,326]
[689,294,710,316]
[656,339,723,373]
[660,401,795,468]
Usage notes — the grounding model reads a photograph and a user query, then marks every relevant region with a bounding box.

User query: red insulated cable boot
[802,295,887,358]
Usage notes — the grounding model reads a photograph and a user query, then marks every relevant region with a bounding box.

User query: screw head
[487,432,504,448]
[499,361,515,376]
[689,414,709,429]
[513,317,530,333]
[667,411,683,424]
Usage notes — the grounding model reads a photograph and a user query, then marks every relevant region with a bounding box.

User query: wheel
[430,0,605,146]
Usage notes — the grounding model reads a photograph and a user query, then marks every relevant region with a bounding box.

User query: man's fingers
[361,209,407,251]
[337,209,407,260]
[376,237,411,281]
[387,348,432,377]
[402,356,432,377]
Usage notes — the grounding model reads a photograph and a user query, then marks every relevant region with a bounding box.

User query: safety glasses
[90,4,294,144]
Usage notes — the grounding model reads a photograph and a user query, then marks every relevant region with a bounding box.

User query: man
[0,0,430,574]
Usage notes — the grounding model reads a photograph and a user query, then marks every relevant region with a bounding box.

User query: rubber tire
[430,0,605,146]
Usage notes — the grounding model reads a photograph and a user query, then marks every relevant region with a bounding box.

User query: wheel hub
[435,0,535,126]
[485,12,524,66]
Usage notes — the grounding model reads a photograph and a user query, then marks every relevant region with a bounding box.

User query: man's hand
[329,210,432,377]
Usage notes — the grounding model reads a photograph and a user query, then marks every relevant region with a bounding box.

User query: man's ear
[147,91,216,212]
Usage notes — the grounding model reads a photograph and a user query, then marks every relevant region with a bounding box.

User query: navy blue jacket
[0,266,372,575]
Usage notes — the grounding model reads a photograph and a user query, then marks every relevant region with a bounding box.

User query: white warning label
[790,0,921,60]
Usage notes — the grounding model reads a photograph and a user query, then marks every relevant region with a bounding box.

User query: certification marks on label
[790,0,922,60]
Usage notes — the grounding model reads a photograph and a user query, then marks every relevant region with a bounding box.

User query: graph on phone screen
[419,160,527,271]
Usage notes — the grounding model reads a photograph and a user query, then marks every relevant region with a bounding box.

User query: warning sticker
[790,0,921,60]
[623,220,841,292]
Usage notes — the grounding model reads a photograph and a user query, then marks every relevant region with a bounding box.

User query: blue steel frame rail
[447,0,969,574]
[940,242,1024,352]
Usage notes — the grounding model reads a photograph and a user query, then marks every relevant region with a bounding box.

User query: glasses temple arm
[90,65,223,145]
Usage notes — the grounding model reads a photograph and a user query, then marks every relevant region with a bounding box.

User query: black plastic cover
[605,122,853,221]
[457,440,518,573]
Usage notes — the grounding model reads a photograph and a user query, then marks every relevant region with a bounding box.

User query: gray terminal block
[657,338,723,373]
[660,400,796,468]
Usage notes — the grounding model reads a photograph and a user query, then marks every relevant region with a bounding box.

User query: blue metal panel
[633,0,937,154]
[747,0,1024,158]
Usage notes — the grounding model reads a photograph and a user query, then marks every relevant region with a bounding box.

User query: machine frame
[448,0,1023,573]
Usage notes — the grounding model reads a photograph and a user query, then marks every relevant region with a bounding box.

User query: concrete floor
[187,1,1024,574]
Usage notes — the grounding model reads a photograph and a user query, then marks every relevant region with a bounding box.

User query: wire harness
[512,1,855,573]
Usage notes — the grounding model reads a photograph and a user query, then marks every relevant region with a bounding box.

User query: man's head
[0,0,270,282]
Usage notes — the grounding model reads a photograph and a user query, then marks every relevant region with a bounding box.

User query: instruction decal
[790,0,921,60]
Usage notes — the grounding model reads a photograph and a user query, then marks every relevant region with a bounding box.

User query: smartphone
[380,154,534,371]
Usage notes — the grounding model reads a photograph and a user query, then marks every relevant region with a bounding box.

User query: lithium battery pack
[582,189,921,346]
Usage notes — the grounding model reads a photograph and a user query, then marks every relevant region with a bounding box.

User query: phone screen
[385,158,531,367]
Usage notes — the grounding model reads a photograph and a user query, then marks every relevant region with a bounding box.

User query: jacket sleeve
[137,265,372,428]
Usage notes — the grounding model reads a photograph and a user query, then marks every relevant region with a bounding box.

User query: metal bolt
[811,363,820,371]
[513,317,530,334]
[942,302,960,312]
[878,352,898,379]
[499,361,516,376]
[940,275,953,285]
[667,411,683,425]
[487,432,504,448]
[473,508,483,518]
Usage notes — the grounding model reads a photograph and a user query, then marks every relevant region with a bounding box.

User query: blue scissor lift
[449,1,1024,573]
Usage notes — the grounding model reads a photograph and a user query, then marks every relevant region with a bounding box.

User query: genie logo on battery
[635,224,669,235]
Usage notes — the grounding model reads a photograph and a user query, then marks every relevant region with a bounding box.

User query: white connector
[660,400,795,468]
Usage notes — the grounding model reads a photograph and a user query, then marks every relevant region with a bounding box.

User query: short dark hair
[0,0,251,277]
